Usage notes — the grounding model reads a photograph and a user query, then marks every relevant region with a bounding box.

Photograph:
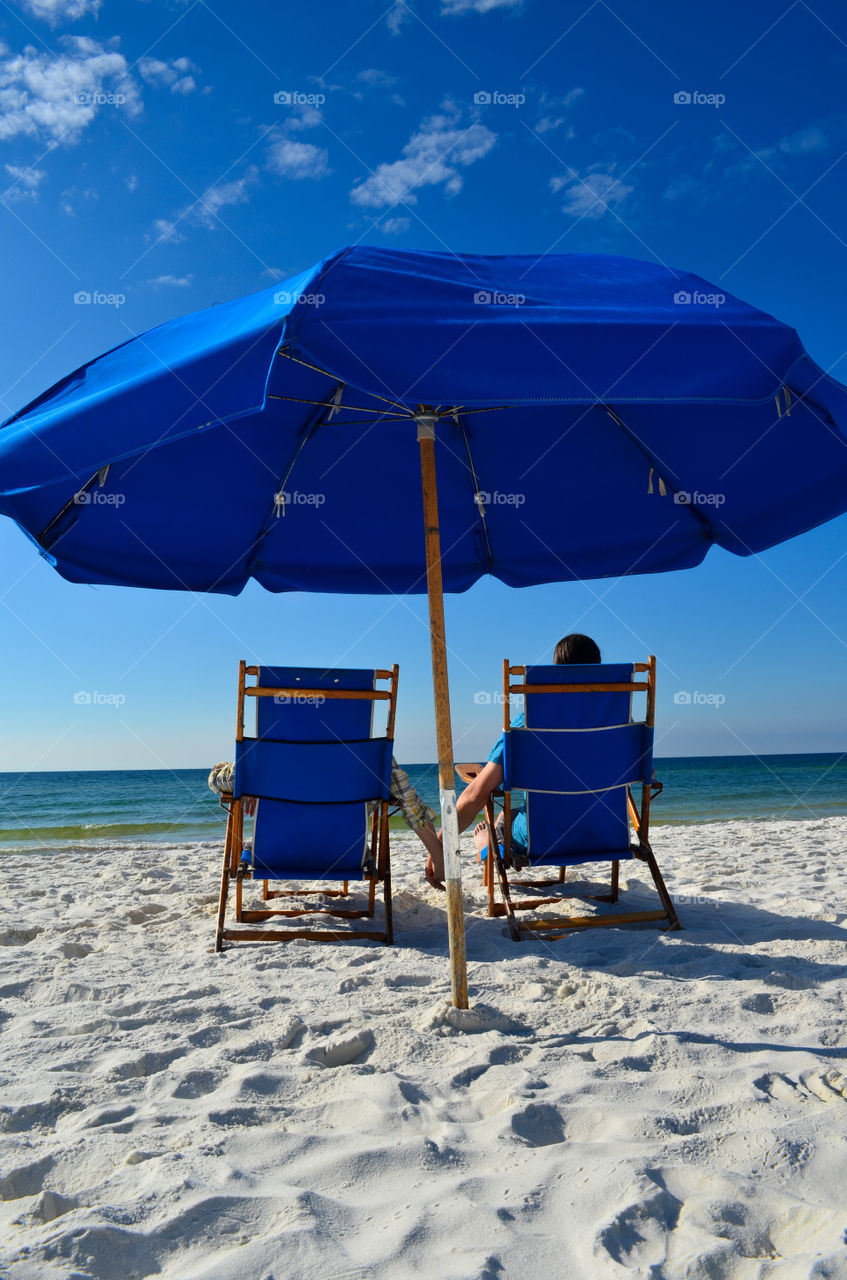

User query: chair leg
[558,866,566,884]
[383,870,394,945]
[492,846,521,941]
[484,799,499,918]
[235,868,244,921]
[215,858,230,952]
[641,843,681,929]
[610,860,619,903]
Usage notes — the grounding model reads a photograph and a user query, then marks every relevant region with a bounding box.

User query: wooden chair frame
[467,656,680,941]
[214,662,399,949]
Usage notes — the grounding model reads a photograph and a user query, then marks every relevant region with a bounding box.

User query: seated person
[208,758,442,865]
[424,634,602,889]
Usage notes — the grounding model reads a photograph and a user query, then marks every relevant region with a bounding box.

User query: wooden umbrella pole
[417,414,469,1009]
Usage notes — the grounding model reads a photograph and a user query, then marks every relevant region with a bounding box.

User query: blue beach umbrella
[2,246,847,1005]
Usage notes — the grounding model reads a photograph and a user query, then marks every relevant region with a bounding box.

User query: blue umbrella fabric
[2,246,846,595]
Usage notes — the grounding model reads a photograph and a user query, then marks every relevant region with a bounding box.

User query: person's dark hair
[554,633,601,664]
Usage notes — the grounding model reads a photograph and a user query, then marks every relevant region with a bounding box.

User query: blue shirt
[486,714,527,852]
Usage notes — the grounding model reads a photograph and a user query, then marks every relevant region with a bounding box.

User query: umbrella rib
[456,414,494,574]
[277,348,410,413]
[244,384,347,579]
[602,403,715,542]
[267,394,408,417]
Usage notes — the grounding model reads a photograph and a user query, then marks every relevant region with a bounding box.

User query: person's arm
[424,760,504,890]
[455,761,503,833]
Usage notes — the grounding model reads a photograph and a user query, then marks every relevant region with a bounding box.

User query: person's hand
[425,845,445,891]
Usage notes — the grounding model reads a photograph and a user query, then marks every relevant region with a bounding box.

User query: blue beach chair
[478,657,680,940]
[214,662,398,949]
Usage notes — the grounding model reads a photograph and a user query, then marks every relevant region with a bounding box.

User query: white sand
[1,817,847,1280]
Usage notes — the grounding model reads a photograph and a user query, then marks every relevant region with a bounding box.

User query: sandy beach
[2,817,846,1279]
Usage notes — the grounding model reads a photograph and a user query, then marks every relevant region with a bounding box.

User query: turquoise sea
[0,754,844,854]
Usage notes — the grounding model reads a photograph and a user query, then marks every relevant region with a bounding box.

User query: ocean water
[0,753,844,855]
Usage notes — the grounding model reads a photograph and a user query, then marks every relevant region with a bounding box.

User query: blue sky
[1,0,846,770]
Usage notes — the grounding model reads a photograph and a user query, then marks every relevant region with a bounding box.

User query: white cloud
[0,36,141,144]
[266,137,329,180]
[191,168,258,228]
[152,167,258,242]
[285,104,323,132]
[441,0,522,12]
[125,173,138,191]
[139,56,198,96]
[14,0,101,23]
[380,215,410,235]
[350,107,496,208]
[553,165,633,220]
[779,125,828,155]
[357,68,398,89]
[387,2,411,35]
[149,273,193,287]
[3,162,46,200]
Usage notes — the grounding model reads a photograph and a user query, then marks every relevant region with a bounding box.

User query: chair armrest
[455,762,484,784]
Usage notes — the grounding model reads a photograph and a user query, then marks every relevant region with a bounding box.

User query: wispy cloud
[138,56,200,97]
[153,167,259,242]
[441,0,522,12]
[778,124,829,155]
[2,162,46,201]
[266,137,329,179]
[13,0,101,23]
[265,102,329,180]
[148,273,193,287]
[386,2,411,35]
[350,105,496,208]
[0,36,141,143]
[380,215,410,235]
[551,164,633,220]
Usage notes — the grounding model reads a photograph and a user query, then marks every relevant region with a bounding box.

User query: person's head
[554,633,601,665]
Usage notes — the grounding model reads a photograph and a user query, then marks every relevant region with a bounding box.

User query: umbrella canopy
[3,247,847,1008]
[2,246,847,594]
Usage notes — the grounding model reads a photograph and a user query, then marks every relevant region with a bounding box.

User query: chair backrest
[503,661,654,864]
[234,665,396,880]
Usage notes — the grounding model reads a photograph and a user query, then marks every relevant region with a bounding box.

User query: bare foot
[472,821,489,858]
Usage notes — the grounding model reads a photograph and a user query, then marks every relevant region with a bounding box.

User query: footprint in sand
[756,1070,846,1104]
[509,1102,566,1147]
[0,1155,55,1200]
[740,992,777,1014]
